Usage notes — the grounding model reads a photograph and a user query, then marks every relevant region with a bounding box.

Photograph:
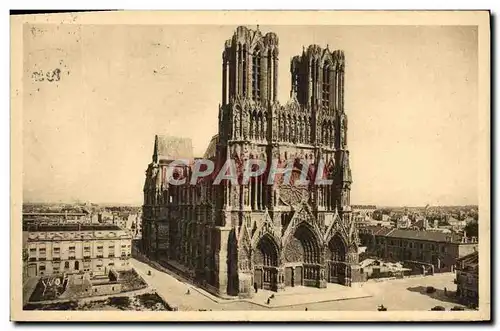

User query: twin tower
[219,25,347,151]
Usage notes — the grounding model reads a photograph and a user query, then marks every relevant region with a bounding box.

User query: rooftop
[153,135,193,161]
[23,212,88,216]
[387,229,463,243]
[24,224,123,232]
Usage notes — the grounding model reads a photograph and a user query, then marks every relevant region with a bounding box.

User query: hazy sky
[22,24,478,206]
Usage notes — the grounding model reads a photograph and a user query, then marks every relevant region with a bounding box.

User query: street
[131,258,466,311]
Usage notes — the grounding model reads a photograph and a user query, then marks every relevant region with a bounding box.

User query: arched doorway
[327,234,347,284]
[74,260,80,271]
[283,224,321,288]
[253,234,279,291]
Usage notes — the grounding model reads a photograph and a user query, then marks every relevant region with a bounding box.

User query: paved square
[131,258,467,311]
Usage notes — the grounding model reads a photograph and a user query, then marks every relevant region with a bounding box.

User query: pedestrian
[186,289,190,295]
[254,282,258,293]
[444,287,447,296]
[267,298,270,305]
[305,308,308,311]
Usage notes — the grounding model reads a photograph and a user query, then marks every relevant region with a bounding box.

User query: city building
[24,224,133,278]
[358,226,478,274]
[352,205,377,220]
[396,215,412,229]
[455,251,479,306]
[23,212,90,226]
[142,26,361,298]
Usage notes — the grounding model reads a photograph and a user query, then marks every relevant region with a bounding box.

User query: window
[242,45,247,95]
[39,265,46,271]
[29,248,36,253]
[322,65,330,108]
[53,247,60,253]
[252,48,261,102]
[64,261,70,269]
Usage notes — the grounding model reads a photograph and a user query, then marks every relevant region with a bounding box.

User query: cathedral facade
[142,26,363,298]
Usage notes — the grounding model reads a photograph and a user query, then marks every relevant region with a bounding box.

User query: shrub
[431,306,445,311]
[136,292,168,310]
[108,296,131,310]
[450,306,465,311]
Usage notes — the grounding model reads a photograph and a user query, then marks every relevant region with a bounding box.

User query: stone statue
[233,112,240,138]
[340,114,348,148]
[242,107,249,139]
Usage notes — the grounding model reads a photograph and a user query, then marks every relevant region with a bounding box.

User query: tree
[464,222,478,238]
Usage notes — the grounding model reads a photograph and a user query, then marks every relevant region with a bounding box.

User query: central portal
[283,223,321,288]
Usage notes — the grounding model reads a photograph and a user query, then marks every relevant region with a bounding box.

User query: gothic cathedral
[142,26,362,298]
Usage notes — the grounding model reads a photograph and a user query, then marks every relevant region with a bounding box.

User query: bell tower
[222,26,279,106]
[290,45,344,114]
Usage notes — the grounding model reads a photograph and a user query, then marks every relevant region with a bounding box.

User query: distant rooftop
[360,226,471,243]
[24,224,122,232]
[387,229,464,243]
[23,212,88,216]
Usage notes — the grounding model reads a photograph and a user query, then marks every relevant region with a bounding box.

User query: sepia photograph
[10,10,490,322]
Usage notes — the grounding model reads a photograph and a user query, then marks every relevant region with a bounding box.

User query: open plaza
[131,258,469,311]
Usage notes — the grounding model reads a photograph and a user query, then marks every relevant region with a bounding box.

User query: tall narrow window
[252,48,261,102]
[322,65,330,109]
[242,45,247,96]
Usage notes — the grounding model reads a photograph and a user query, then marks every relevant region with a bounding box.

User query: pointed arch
[254,234,279,267]
[284,222,321,264]
[328,233,347,262]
